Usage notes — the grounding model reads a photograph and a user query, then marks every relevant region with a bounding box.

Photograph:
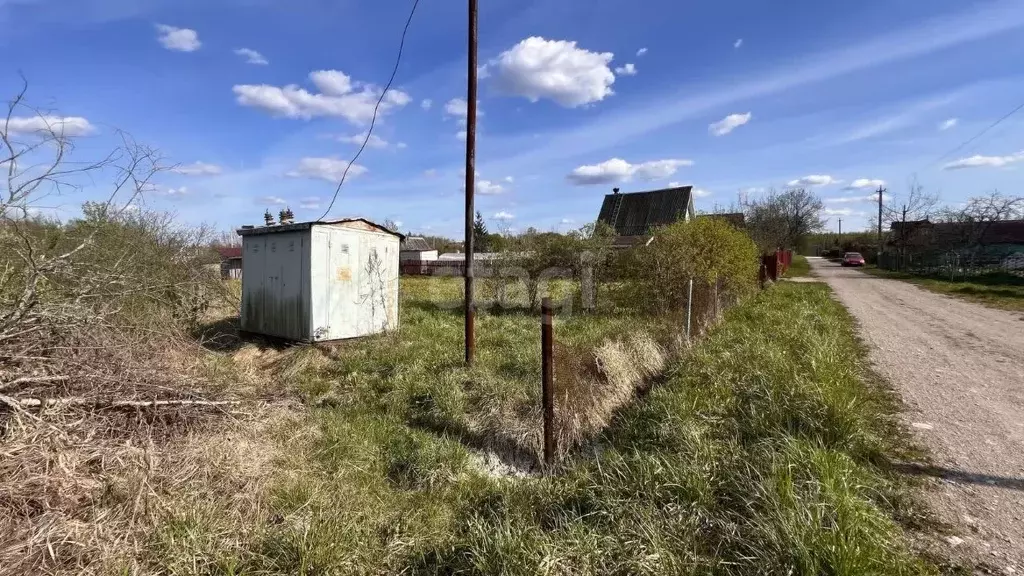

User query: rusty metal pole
[463,0,478,365]
[541,297,555,469]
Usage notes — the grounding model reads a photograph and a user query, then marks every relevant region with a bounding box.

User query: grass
[784,255,811,278]
[862,267,1024,311]
[141,278,936,575]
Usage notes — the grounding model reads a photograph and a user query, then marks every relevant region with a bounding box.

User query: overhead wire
[316,0,422,221]
[929,99,1024,169]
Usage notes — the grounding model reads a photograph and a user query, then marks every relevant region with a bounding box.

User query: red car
[841,252,865,267]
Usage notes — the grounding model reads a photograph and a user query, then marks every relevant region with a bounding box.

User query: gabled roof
[236,218,404,239]
[401,237,433,251]
[596,186,693,237]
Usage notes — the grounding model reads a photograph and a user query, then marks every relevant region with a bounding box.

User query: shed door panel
[241,236,267,333]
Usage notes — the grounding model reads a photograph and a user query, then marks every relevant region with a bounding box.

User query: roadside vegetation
[863,267,1024,312]
[784,254,811,278]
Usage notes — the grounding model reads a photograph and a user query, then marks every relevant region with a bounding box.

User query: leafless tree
[934,192,1024,266]
[742,187,825,252]
[882,177,940,264]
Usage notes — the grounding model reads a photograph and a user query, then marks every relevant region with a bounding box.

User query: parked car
[841,252,865,267]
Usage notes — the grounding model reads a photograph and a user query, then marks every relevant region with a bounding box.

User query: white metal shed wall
[309,224,400,341]
[240,230,311,340]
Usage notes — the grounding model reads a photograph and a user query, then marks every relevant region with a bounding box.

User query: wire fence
[878,247,1024,280]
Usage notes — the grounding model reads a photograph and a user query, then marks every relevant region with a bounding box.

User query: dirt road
[808,258,1024,569]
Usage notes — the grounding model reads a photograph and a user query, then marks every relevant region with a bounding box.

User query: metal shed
[236,218,402,342]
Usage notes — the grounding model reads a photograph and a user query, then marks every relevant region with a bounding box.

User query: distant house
[595,186,695,248]
[888,218,1024,269]
[399,237,440,274]
[217,246,243,279]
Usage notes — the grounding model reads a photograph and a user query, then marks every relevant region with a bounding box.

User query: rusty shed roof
[401,237,433,251]
[596,186,693,237]
[236,218,404,239]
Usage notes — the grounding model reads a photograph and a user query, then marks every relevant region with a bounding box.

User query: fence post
[686,278,693,340]
[541,297,555,470]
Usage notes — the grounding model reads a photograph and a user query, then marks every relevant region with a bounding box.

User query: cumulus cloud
[824,193,887,204]
[286,158,368,182]
[493,211,514,220]
[7,115,95,137]
[455,130,467,141]
[787,174,839,187]
[486,37,615,107]
[162,186,189,198]
[693,188,711,197]
[842,178,885,190]
[171,161,222,176]
[636,47,648,56]
[614,63,637,76]
[445,98,468,122]
[939,118,958,131]
[234,47,268,65]
[943,151,1024,170]
[503,176,514,183]
[233,69,411,124]
[155,24,200,52]
[709,112,752,136]
[561,218,574,224]
[258,195,288,206]
[477,180,505,195]
[336,132,389,148]
[566,157,693,185]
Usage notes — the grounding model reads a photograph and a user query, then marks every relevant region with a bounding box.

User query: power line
[930,99,1024,168]
[316,0,422,221]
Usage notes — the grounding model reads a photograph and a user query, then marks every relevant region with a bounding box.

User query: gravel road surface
[808,258,1024,570]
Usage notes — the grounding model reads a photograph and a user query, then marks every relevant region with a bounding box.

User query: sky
[2,0,1023,236]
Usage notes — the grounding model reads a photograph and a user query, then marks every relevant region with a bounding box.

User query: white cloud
[824,193,886,204]
[171,161,222,176]
[233,70,411,124]
[337,132,389,148]
[423,169,438,178]
[234,47,268,65]
[668,181,682,187]
[734,39,744,49]
[286,157,368,182]
[709,112,752,136]
[155,24,201,52]
[445,98,468,122]
[421,99,432,110]
[823,207,854,216]
[7,115,95,137]
[939,118,958,130]
[299,196,320,209]
[842,178,885,190]
[163,186,189,197]
[259,196,288,206]
[692,188,711,197]
[503,176,514,183]
[393,220,403,229]
[561,218,574,224]
[943,151,1024,170]
[397,142,407,149]
[615,63,637,76]
[787,174,839,187]
[455,130,467,141]
[740,186,766,195]
[493,211,514,220]
[566,157,693,185]
[477,180,505,195]
[486,37,615,107]
[636,47,648,56]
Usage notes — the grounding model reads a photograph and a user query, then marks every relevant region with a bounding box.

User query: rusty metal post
[686,277,693,340]
[463,0,479,365]
[541,297,555,469]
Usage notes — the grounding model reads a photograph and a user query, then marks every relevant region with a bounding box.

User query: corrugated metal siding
[240,231,310,340]
[597,187,693,236]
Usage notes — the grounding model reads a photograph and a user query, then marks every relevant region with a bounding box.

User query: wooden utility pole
[877,186,886,258]
[463,0,478,365]
[838,217,842,243]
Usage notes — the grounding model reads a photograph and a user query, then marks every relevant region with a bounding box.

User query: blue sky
[2,0,1023,236]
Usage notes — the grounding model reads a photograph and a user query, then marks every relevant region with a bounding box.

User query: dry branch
[1,396,242,410]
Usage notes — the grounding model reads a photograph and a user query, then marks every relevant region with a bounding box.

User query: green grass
[784,255,811,278]
[862,267,1024,311]
[146,279,935,575]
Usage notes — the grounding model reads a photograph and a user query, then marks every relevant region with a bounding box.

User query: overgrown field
[139,280,935,575]
[863,267,1024,311]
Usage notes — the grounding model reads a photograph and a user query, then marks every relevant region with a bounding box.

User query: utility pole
[877,186,885,258]
[463,0,478,365]
[838,217,842,243]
